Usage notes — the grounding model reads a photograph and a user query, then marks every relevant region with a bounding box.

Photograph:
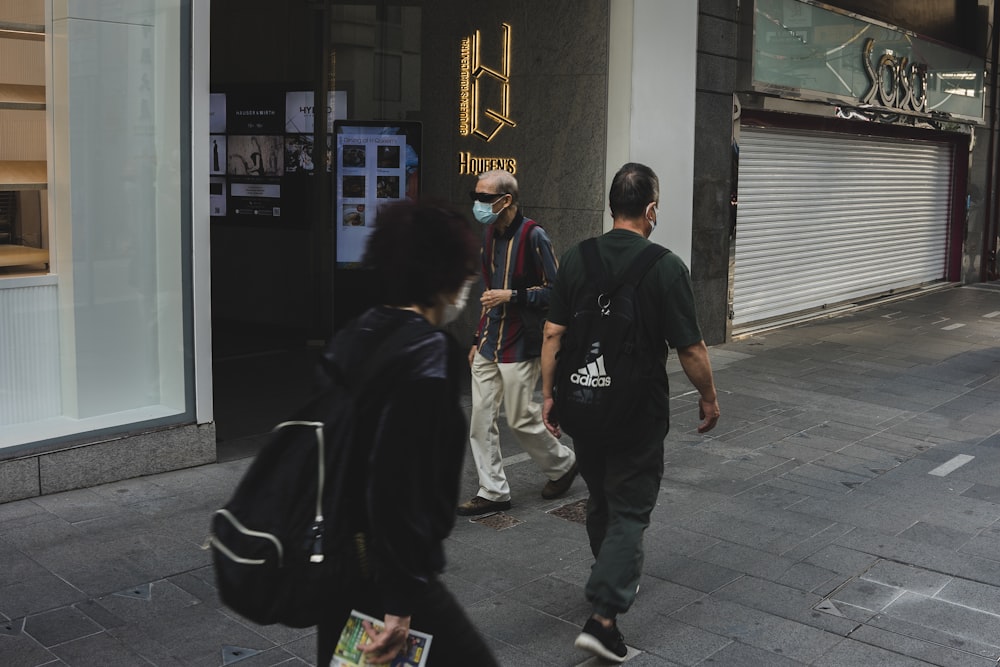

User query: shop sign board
[457,22,518,175]
[753,0,985,122]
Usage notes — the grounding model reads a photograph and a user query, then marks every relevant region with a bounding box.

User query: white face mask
[441,278,476,325]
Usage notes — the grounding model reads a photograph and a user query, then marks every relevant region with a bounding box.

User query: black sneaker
[575,617,627,663]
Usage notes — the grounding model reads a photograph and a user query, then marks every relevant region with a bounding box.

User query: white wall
[606,0,698,267]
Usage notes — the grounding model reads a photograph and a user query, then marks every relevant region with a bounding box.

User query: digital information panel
[334,121,421,266]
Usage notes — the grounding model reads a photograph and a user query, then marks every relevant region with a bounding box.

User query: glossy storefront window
[0,0,192,449]
[753,0,985,121]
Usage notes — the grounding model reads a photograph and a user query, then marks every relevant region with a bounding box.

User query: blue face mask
[472,199,500,225]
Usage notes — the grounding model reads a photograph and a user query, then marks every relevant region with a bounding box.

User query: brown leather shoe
[541,462,579,499]
[456,496,511,516]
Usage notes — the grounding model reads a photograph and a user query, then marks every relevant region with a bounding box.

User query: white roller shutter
[733,126,953,329]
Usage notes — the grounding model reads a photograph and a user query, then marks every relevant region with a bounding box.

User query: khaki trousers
[469,353,576,501]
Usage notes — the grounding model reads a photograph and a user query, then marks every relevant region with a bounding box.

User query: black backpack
[206,323,419,628]
[553,238,668,439]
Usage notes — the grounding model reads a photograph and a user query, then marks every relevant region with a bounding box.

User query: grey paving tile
[504,574,592,620]
[754,440,830,464]
[108,603,276,667]
[612,650,683,666]
[440,536,551,595]
[0,570,87,619]
[24,606,103,649]
[866,611,1000,662]
[933,577,1000,616]
[883,591,1000,650]
[480,638,551,667]
[30,489,134,525]
[627,576,704,619]
[465,596,580,666]
[218,647,303,667]
[896,521,977,550]
[644,525,721,558]
[668,596,841,663]
[74,599,127,631]
[802,545,880,579]
[812,636,941,666]
[861,561,952,597]
[644,553,742,594]
[49,630,156,667]
[781,463,872,494]
[838,529,1000,587]
[731,483,811,509]
[777,522,858,562]
[848,624,995,667]
[763,476,852,501]
[276,632,317,666]
[0,625,61,667]
[957,525,1000,561]
[713,575,855,636]
[0,500,50,535]
[628,617,729,666]
[829,577,904,613]
[674,511,810,556]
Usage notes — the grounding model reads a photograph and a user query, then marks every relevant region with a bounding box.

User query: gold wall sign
[458,22,518,175]
[458,152,517,175]
[459,22,516,142]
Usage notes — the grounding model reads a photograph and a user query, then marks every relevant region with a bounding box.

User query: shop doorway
[208,0,420,456]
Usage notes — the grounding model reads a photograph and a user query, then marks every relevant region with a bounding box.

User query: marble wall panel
[37,424,216,496]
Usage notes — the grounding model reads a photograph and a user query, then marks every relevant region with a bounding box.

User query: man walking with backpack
[540,162,720,663]
[459,169,579,516]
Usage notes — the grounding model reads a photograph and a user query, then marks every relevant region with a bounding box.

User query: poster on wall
[227,92,284,134]
[285,90,348,133]
[210,135,227,175]
[210,177,227,216]
[285,134,332,174]
[210,88,352,222]
[334,121,421,266]
[209,93,227,133]
[230,181,281,217]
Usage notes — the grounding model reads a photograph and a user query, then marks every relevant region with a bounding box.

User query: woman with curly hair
[315,199,498,666]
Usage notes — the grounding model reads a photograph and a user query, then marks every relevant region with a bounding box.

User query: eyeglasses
[469,191,508,203]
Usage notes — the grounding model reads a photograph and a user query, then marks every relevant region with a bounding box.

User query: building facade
[0,0,994,499]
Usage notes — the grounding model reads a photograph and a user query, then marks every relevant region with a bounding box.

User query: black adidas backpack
[553,238,668,439]
[206,323,419,628]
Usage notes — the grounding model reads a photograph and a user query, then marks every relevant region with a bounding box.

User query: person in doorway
[459,169,578,516]
[315,199,497,666]
[540,162,720,663]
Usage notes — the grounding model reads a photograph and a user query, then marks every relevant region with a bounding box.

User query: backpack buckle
[597,293,611,317]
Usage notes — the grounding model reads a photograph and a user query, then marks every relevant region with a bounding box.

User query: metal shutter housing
[732,126,953,328]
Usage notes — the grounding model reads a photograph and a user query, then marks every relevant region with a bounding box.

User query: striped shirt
[473,212,559,363]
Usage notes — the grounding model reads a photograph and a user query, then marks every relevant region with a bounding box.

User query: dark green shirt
[548,229,703,421]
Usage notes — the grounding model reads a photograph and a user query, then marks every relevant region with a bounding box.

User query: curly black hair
[362,199,479,308]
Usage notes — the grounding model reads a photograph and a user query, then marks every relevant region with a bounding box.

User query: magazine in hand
[330,609,432,667]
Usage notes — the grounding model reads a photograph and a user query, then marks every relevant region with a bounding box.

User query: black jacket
[317,306,466,616]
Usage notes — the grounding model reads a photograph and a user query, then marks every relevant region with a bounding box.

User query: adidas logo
[570,345,612,388]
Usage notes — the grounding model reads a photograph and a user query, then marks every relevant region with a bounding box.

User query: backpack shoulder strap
[619,243,668,288]
[579,237,606,285]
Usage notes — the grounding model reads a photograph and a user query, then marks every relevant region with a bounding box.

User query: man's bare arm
[675,340,720,433]
[540,321,567,438]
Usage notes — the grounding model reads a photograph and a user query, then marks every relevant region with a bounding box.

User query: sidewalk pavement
[1,283,999,667]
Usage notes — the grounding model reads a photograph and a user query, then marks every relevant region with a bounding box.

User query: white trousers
[469,353,576,501]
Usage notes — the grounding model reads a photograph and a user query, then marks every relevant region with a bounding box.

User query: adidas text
[570,373,611,387]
